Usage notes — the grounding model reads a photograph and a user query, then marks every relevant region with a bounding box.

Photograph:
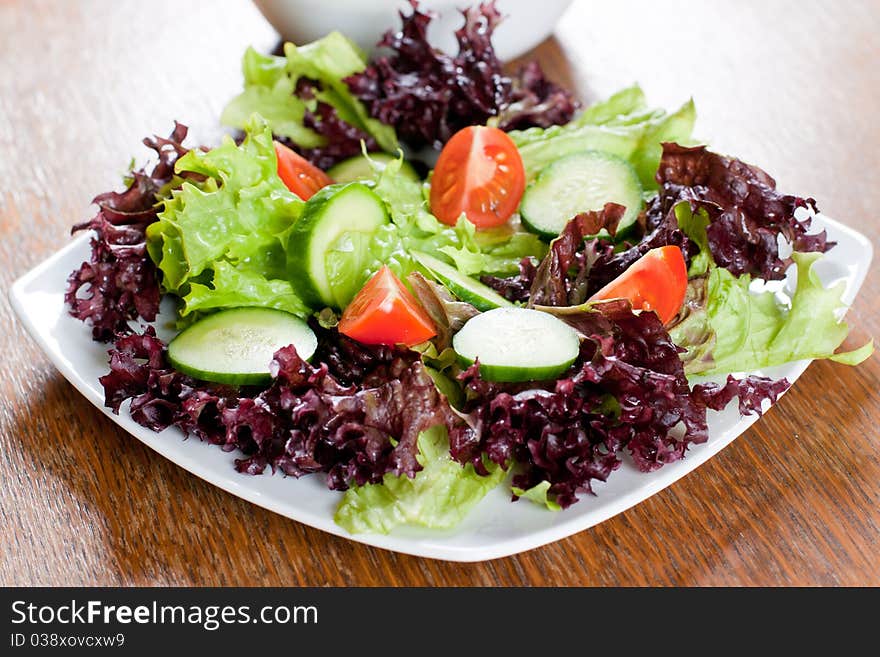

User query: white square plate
[9,214,872,561]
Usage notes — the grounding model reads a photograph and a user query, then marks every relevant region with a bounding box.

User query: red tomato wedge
[274,141,333,200]
[588,246,688,324]
[339,266,437,346]
[429,125,525,229]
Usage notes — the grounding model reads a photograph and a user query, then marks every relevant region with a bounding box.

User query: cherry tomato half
[588,246,688,324]
[338,266,436,346]
[429,126,526,229]
[274,141,333,200]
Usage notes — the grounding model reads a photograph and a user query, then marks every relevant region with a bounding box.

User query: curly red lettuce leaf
[655,143,834,280]
[497,61,580,132]
[98,325,459,491]
[482,204,687,308]
[450,300,789,508]
[527,204,625,307]
[65,123,191,341]
[480,256,537,303]
[585,196,691,293]
[692,374,790,416]
[97,308,789,510]
[345,0,577,150]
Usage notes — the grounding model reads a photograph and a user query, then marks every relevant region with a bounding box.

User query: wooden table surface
[1,0,877,587]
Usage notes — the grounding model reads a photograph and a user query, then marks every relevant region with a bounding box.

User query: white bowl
[252,0,574,61]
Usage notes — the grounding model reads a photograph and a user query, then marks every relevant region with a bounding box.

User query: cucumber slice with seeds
[453,307,580,382]
[411,250,512,311]
[520,150,643,239]
[167,308,317,386]
[286,182,389,308]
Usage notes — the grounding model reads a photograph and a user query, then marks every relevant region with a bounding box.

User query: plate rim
[8,215,874,562]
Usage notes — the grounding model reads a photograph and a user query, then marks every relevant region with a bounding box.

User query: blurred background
[2,0,877,248]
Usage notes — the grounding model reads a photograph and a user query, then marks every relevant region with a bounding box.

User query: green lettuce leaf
[667,276,716,373]
[630,99,697,191]
[146,115,308,317]
[221,48,322,148]
[334,425,507,534]
[509,84,696,189]
[511,481,562,511]
[672,252,873,375]
[221,33,398,154]
[439,217,547,276]
[372,155,445,235]
[184,260,309,316]
[573,84,647,126]
[674,201,714,276]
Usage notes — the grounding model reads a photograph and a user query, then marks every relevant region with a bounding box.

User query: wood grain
[1,0,877,586]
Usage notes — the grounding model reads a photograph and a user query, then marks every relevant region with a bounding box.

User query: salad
[64,1,871,534]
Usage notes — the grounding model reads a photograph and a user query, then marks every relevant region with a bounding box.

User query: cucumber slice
[411,250,513,311]
[327,153,420,184]
[520,150,643,239]
[287,182,389,308]
[453,307,580,382]
[167,308,317,386]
